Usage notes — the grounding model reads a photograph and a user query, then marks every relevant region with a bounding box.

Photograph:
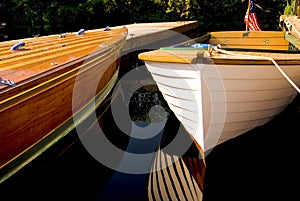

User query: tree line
[0,0,292,40]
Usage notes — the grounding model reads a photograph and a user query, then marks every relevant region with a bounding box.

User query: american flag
[244,0,261,31]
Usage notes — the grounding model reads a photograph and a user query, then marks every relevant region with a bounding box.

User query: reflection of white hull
[144,61,300,151]
[148,149,204,201]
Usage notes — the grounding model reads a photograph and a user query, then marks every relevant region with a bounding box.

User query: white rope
[212,45,300,93]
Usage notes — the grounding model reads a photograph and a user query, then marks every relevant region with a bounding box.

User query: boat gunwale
[138,30,300,65]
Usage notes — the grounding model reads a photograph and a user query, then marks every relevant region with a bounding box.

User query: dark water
[1,58,299,201]
[203,94,300,201]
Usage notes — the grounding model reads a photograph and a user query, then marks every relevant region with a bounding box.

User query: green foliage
[284,0,295,15]
[0,0,291,40]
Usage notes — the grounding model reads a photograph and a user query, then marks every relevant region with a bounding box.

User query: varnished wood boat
[138,31,300,154]
[0,26,128,182]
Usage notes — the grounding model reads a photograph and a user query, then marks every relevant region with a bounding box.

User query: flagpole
[245,0,251,31]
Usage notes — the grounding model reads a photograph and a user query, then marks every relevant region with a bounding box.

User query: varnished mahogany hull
[0,28,127,182]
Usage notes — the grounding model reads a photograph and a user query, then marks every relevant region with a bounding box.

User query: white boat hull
[144,61,300,152]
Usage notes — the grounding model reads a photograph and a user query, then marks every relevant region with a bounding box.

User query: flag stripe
[244,0,261,31]
[248,13,261,31]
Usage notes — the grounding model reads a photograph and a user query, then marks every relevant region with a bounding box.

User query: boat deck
[120,21,198,52]
[0,21,198,90]
[0,28,127,91]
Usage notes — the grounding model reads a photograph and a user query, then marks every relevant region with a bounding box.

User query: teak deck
[0,29,125,90]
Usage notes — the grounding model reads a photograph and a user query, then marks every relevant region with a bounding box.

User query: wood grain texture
[0,27,127,169]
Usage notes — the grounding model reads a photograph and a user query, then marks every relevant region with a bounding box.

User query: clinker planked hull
[145,61,300,151]
[139,30,300,153]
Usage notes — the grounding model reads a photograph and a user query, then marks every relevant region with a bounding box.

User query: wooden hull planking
[138,31,300,152]
[144,61,300,152]
[0,27,128,182]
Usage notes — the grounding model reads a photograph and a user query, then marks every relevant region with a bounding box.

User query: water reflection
[97,82,205,201]
[148,149,205,201]
[0,77,205,201]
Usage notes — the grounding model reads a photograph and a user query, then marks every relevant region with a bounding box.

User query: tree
[1,0,290,40]
[153,0,200,20]
[293,0,299,15]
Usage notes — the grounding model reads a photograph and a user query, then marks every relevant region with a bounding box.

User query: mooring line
[211,45,300,93]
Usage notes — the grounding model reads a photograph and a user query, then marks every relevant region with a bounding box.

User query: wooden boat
[0,26,128,182]
[138,31,300,154]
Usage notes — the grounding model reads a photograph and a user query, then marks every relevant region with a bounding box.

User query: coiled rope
[211,45,300,93]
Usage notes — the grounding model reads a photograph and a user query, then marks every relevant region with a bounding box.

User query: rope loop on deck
[212,45,300,93]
